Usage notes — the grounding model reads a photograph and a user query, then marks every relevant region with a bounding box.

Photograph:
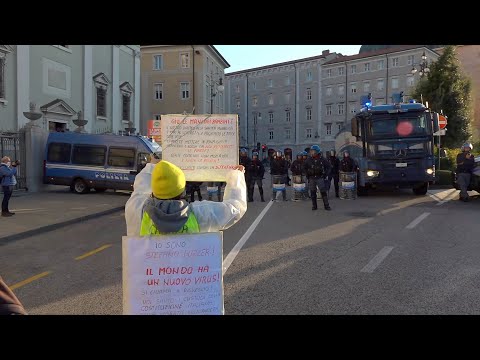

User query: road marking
[75,244,112,261]
[223,201,274,274]
[406,212,431,229]
[9,271,52,291]
[361,246,394,273]
[9,208,47,212]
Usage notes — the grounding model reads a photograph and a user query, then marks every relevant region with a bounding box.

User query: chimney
[322,50,330,56]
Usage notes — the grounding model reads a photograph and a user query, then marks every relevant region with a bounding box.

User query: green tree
[412,46,473,148]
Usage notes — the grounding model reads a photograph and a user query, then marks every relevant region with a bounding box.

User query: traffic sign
[434,129,446,136]
[438,114,447,129]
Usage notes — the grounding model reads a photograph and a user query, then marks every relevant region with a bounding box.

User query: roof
[140,45,230,68]
[324,45,439,65]
[360,103,426,113]
[225,53,337,76]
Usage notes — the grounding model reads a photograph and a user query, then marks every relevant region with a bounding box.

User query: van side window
[72,145,106,166]
[47,142,71,163]
[108,147,135,168]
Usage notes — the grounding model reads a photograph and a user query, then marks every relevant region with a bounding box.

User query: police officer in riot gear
[240,148,252,192]
[456,143,475,202]
[340,150,357,172]
[303,145,331,211]
[291,152,304,177]
[270,151,289,201]
[247,152,265,202]
[326,149,340,198]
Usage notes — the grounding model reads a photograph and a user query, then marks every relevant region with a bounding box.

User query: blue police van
[43,132,161,194]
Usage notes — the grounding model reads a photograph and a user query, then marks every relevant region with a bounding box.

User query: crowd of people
[238,146,358,211]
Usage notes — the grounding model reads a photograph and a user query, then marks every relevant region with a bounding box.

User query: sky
[214,45,361,73]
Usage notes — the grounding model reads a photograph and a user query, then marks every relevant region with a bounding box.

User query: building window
[350,102,356,114]
[285,76,291,85]
[253,113,258,125]
[0,58,5,100]
[327,69,332,78]
[407,75,415,87]
[364,63,370,72]
[326,105,332,116]
[350,83,357,93]
[235,84,240,93]
[96,87,107,117]
[268,94,274,105]
[122,95,131,121]
[337,123,343,132]
[392,57,399,67]
[338,103,344,115]
[377,79,384,91]
[407,55,414,66]
[269,131,274,140]
[363,81,370,93]
[286,110,291,122]
[180,82,190,99]
[391,77,399,89]
[326,124,332,136]
[351,65,356,74]
[253,96,258,106]
[236,99,240,109]
[338,85,345,96]
[285,92,291,103]
[153,55,163,70]
[306,88,312,101]
[154,114,161,120]
[154,83,163,100]
[377,59,385,70]
[306,128,312,139]
[180,53,190,68]
[252,82,257,90]
[269,112,274,123]
[285,129,291,139]
[306,108,312,121]
[326,87,332,96]
[376,98,385,105]
[268,79,273,88]
[306,71,312,82]
[338,67,344,76]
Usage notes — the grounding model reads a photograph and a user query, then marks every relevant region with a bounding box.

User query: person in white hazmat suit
[125,156,247,236]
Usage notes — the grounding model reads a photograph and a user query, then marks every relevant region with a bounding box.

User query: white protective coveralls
[125,164,247,236]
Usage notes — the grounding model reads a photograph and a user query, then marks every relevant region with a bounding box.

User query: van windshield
[142,138,162,153]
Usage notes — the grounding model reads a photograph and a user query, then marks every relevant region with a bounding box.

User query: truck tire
[413,182,429,195]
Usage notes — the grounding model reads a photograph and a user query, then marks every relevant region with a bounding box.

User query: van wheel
[94,188,107,193]
[73,179,89,194]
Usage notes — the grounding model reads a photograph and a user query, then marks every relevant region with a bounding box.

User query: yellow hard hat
[151,160,186,199]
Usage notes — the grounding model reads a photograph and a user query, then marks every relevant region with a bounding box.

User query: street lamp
[411,51,430,77]
[208,71,224,114]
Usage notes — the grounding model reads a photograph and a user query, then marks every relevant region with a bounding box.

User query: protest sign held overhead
[161,114,239,182]
[123,232,224,315]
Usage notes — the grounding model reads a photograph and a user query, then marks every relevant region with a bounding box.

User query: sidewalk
[1,187,129,242]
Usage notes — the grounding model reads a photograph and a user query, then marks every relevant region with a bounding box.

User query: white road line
[361,246,394,273]
[406,212,431,229]
[223,201,274,274]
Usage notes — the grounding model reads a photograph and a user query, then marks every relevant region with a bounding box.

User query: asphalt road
[2,185,479,315]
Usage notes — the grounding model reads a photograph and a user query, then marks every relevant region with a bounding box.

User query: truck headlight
[426,168,434,175]
[366,170,379,177]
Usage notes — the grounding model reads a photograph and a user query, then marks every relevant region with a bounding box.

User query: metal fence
[1,132,27,190]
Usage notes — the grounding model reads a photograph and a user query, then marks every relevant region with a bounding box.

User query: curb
[0,206,125,245]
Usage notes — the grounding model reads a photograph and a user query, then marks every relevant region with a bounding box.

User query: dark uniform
[270,156,289,201]
[247,158,265,202]
[456,150,475,201]
[326,154,340,197]
[303,155,331,210]
[291,157,304,176]
[240,154,252,191]
[186,181,203,202]
[340,156,357,172]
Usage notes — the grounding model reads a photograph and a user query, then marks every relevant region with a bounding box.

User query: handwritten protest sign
[122,232,223,315]
[161,114,238,182]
